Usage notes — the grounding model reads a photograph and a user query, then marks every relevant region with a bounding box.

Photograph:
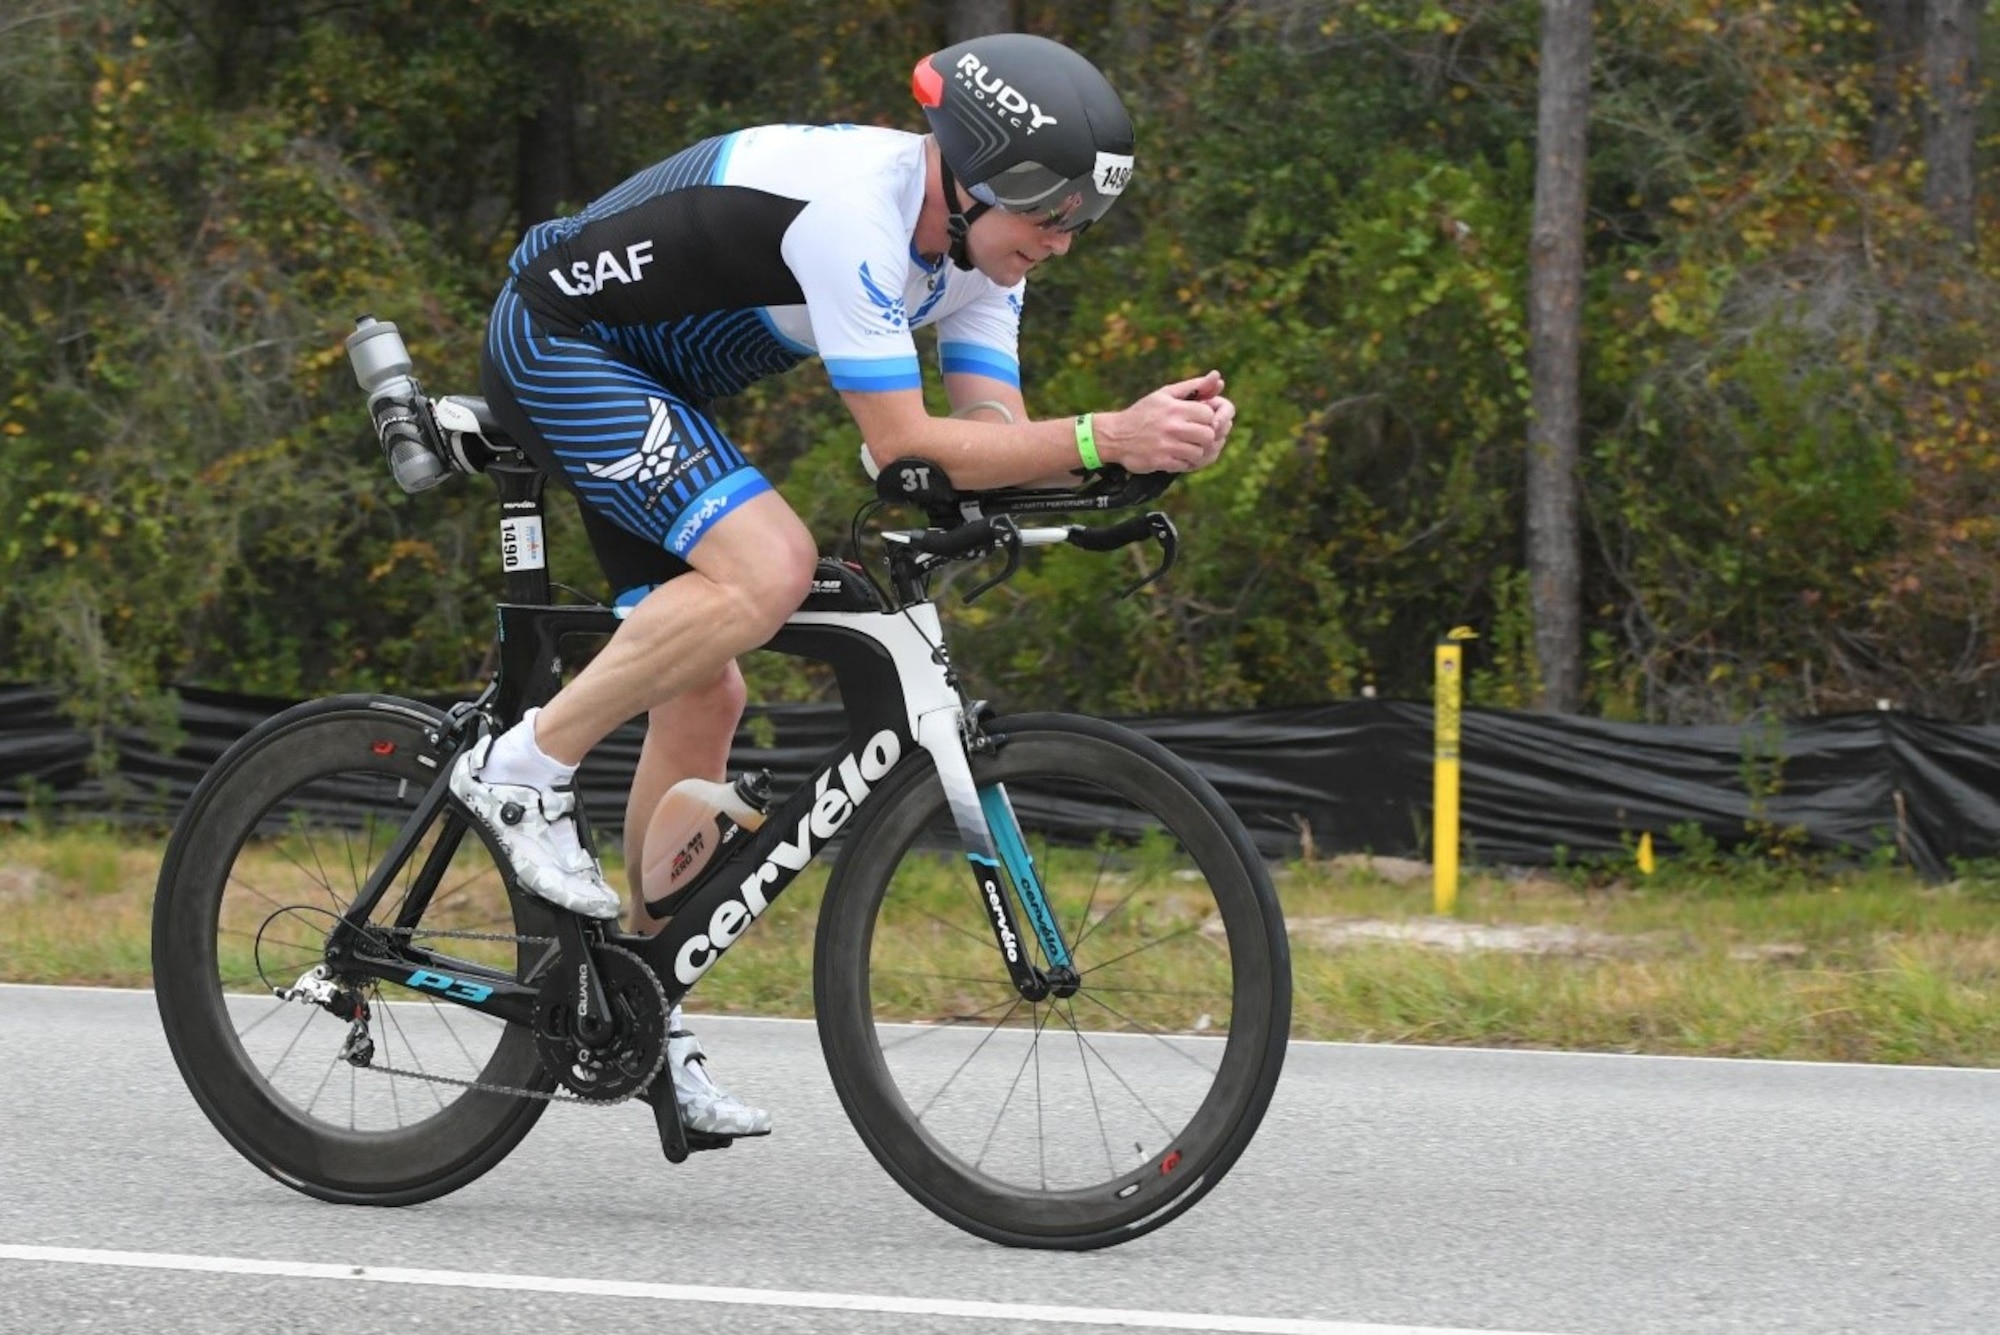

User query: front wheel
[813,713,1291,1249]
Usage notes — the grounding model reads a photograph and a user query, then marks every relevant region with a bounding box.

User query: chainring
[532,942,669,1102]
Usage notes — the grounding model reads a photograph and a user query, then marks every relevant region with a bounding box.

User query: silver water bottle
[345,315,449,493]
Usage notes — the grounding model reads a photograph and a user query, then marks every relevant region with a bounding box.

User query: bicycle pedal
[641,1080,755,1160]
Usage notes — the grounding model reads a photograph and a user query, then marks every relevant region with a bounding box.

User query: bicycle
[151,327,1292,1250]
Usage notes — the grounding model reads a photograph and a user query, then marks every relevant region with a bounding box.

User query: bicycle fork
[916,710,1078,1001]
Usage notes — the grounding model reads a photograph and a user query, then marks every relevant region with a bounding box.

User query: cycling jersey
[509,125,1023,399]
[481,124,1024,594]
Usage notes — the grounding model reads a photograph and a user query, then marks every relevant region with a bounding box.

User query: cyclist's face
[968,207,1076,285]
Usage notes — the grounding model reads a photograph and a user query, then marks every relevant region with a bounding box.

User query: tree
[1526,0,1592,711]
[1867,0,1921,162]
[1921,0,1981,248]
[512,23,582,228]
[947,0,1015,41]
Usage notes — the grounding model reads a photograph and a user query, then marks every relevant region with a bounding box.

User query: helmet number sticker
[1095,153,1134,195]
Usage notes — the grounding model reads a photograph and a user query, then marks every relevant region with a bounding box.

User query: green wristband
[1074,414,1102,470]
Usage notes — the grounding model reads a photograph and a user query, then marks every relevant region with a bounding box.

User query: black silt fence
[6,684,2000,878]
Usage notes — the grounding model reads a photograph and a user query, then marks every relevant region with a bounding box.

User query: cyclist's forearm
[857,406,1116,490]
[844,391,1112,489]
[847,376,1225,485]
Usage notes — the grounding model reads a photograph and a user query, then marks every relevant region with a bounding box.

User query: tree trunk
[173,0,295,107]
[1921,0,1981,249]
[1868,0,1921,163]
[1526,0,1593,713]
[947,0,1016,41]
[1112,0,1156,70]
[514,33,579,229]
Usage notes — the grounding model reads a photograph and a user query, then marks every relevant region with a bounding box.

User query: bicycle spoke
[374,999,451,1117]
[907,994,1028,1123]
[299,826,346,916]
[1061,995,1120,1179]
[870,967,1017,989]
[1054,1008,1182,1146]
[231,995,296,1042]
[875,993,1025,1054]
[972,1005,1047,1173]
[1059,840,1117,952]
[302,1045,341,1121]
[256,1002,321,1086]
[1072,988,1220,1073]
[224,870,328,934]
[1074,920,1208,977]
[1066,878,1153,955]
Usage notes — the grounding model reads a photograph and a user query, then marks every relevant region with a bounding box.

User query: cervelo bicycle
[151,345,1292,1250]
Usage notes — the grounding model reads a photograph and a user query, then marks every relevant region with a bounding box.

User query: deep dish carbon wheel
[152,695,557,1205]
[813,713,1291,1249]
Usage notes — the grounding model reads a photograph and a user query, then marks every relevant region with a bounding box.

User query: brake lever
[1112,512,1179,600]
[961,516,1023,603]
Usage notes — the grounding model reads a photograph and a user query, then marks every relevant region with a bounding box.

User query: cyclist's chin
[975,251,1039,285]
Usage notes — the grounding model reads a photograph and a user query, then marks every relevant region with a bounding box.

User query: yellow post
[1434,627,1478,915]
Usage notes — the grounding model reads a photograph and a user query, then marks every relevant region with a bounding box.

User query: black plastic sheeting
[7,683,2000,877]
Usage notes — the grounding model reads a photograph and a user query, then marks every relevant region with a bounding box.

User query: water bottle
[345,314,449,493]
[640,770,774,910]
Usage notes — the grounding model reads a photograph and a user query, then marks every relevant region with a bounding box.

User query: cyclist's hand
[1187,372,1236,469]
[1101,372,1229,474]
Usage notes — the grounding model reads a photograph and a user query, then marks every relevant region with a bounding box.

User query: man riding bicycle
[451,32,1238,1139]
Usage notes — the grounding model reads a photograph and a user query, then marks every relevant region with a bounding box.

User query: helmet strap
[938,157,990,271]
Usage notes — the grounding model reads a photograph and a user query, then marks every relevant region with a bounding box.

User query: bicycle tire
[813,712,1290,1249]
[153,694,554,1205]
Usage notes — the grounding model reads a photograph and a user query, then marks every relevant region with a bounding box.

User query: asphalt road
[2,983,1997,1334]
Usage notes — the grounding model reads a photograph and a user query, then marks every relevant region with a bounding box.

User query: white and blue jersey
[481,125,1024,591]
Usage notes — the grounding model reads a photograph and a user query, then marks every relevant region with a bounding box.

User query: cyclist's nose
[1045,229,1075,257]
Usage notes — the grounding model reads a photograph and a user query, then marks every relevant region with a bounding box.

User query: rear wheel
[813,713,1291,1249]
[152,695,555,1205]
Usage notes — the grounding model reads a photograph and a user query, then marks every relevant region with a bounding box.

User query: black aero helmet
[913,33,1135,262]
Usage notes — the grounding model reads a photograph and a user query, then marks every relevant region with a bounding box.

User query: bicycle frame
[321,456,1075,1023]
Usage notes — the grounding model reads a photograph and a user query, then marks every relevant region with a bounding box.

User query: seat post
[491,461,553,607]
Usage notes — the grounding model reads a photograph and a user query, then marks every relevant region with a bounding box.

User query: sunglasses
[967,183,1102,235]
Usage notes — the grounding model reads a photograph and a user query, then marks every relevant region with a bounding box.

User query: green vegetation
[6,827,1995,1065]
[7,1,2000,769]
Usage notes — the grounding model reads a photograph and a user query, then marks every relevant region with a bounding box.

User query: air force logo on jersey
[858,261,908,330]
[859,260,948,333]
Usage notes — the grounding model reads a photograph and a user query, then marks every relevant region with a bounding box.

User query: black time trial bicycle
[150,350,1292,1251]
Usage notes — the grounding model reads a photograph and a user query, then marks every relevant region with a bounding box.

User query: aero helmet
[913,33,1135,264]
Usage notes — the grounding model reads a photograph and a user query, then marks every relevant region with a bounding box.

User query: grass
[4,824,1997,1066]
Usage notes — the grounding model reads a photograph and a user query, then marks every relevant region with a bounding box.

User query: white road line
[0,1245,1567,1335]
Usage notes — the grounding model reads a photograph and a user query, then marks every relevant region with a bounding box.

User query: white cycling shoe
[448,738,622,920]
[668,1028,772,1137]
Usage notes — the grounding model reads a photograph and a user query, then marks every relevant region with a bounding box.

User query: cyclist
[452,32,1237,1138]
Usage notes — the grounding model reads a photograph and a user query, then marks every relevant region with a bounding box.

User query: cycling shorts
[480,282,773,604]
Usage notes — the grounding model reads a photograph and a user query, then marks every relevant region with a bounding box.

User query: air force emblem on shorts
[586,397,700,488]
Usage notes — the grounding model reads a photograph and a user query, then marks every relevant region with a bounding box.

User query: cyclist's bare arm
[942,370,1028,426]
[843,369,1233,491]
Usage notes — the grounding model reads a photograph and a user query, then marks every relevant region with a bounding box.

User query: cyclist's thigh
[481,286,777,603]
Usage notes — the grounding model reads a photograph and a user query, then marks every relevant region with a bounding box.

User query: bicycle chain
[341,928,667,1108]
